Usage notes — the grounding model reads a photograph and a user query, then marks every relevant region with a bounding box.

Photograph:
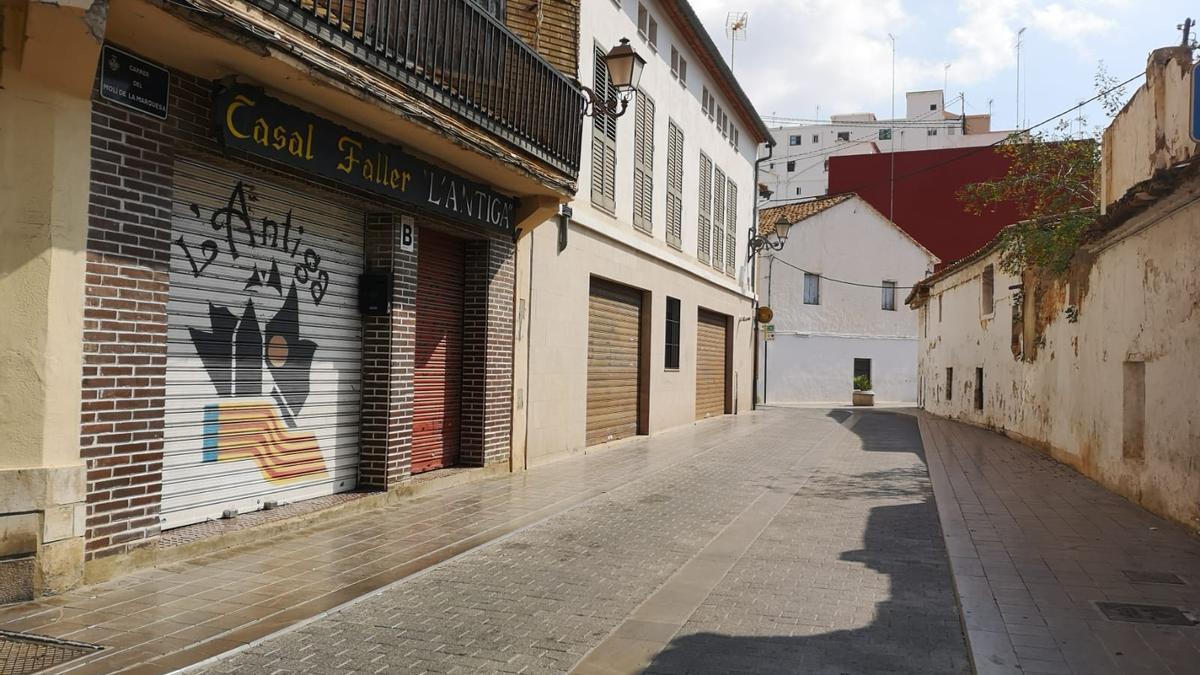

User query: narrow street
[4,408,1200,674]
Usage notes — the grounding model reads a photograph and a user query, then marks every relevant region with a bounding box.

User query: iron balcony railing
[250,0,584,178]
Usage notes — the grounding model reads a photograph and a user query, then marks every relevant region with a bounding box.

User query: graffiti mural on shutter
[163,160,364,529]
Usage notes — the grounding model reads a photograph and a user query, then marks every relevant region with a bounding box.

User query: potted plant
[852,375,875,407]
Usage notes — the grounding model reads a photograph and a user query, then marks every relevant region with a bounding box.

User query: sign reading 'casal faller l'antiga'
[214,83,516,234]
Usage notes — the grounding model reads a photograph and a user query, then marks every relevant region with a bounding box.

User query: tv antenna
[726,12,749,68]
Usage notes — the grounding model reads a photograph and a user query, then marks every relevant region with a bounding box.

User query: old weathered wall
[918,179,1200,529]
[1101,47,1200,209]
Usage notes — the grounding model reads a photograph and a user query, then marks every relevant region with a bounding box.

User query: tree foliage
[958,65,1128,275]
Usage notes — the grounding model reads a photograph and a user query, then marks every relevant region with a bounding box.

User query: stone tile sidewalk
[0,414,768,674]
[920,413,1200,675]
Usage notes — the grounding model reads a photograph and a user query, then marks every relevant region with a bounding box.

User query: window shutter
[697,153,712,264]
[632,91,655,232]
[665,121,683,249]
[712,166,726,270]
[725,180,737,276]
[590,45,617,212]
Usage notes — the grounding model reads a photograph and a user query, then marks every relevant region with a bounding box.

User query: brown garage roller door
[586,278,643,446]
[412,229,464,474]
[696,309,727,419]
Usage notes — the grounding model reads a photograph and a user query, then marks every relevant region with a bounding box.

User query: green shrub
[853,375,871,391]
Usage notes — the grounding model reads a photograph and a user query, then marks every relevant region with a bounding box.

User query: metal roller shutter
[162,159,365,529]
[695,309,727,419]
[586,278,642,446]
[412,228,464,474]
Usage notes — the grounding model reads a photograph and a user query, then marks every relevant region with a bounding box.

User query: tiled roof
[758,194,854,234]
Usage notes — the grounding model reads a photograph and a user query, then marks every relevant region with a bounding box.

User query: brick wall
[83,63,517,559]
[359,214,417,488]
[81,96,175,561]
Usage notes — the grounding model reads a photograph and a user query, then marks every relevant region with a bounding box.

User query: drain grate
[0,631,100,675]
[1096,602,1196,626]
[1122,570,1186,585]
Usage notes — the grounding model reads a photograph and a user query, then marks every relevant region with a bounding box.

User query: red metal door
[412,229,464,474]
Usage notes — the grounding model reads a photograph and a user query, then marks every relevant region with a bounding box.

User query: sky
[689,0,1194,133]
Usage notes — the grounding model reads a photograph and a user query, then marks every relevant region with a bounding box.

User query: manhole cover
[0,631,100,675]
[1122,570,1185,585]
[1096,602,1196,626]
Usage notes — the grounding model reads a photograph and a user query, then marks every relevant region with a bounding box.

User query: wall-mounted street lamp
[580,38,647,119]
[748,214,793,258]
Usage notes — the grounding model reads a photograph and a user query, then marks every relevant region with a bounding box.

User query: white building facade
[757,195,937,404]
[763,90,1011,200]
[509,0,772,467]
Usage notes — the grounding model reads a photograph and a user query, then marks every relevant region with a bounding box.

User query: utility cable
[767,254,920,290]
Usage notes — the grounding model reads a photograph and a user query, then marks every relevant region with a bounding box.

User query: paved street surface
[198,408,968,674]
[2,408,1199,674]
[922,415,1200,675]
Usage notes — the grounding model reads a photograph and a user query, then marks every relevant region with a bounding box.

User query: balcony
[248,0,584,178]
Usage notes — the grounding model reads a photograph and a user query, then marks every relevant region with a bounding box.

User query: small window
[938,294,943,322]
[789,134,802,146]
[927,128,938,136]
[702,87,713,119]
[878,128,892,140]
[881,281,897,311]
[812,134,819,143]
[981,264,995,316]
[718,108,728,137]
[836,131,850,141]
[637,4,657,48]
[665,297,681,370]
[945,367,953,401]
[930,103,938,110]
[670,47,687,85]
[786,161,796,172]
[974,367,984,410]
[730,127,739,150]
[854,358,871,383]
[795,187,801,196]
[803,273,820,305]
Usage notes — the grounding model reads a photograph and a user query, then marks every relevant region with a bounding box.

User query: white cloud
[1030,3,1115,50]
[686,0,1119,120]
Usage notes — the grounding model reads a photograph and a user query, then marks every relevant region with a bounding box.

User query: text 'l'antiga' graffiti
[176,180,332,485]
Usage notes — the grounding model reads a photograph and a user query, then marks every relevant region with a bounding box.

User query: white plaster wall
[755,197,935,403]
[519,222,755,466]
[759,334,918,404]
[917,180,1200,529]
[513,0,760,466]
[578,0,759,288]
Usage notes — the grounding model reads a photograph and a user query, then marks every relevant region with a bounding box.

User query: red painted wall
[827,146,1021,265]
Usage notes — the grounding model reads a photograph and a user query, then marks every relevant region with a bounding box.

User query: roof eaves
[660,1,772,145]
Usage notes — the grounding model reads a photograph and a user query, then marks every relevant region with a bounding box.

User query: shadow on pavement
[644,410,970,675]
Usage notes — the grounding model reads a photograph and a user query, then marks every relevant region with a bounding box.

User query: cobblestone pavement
[920,414,1200,675]
[197,408,970,675]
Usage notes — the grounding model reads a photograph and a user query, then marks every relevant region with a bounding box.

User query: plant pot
[852,390,875,407]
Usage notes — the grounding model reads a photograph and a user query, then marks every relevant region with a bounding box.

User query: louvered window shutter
[712,167,726,270]
[632,91,655,232]
[665,121,683,249]
[591,45,618,212]
[725,180,737,276]
[697,153,712,264]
